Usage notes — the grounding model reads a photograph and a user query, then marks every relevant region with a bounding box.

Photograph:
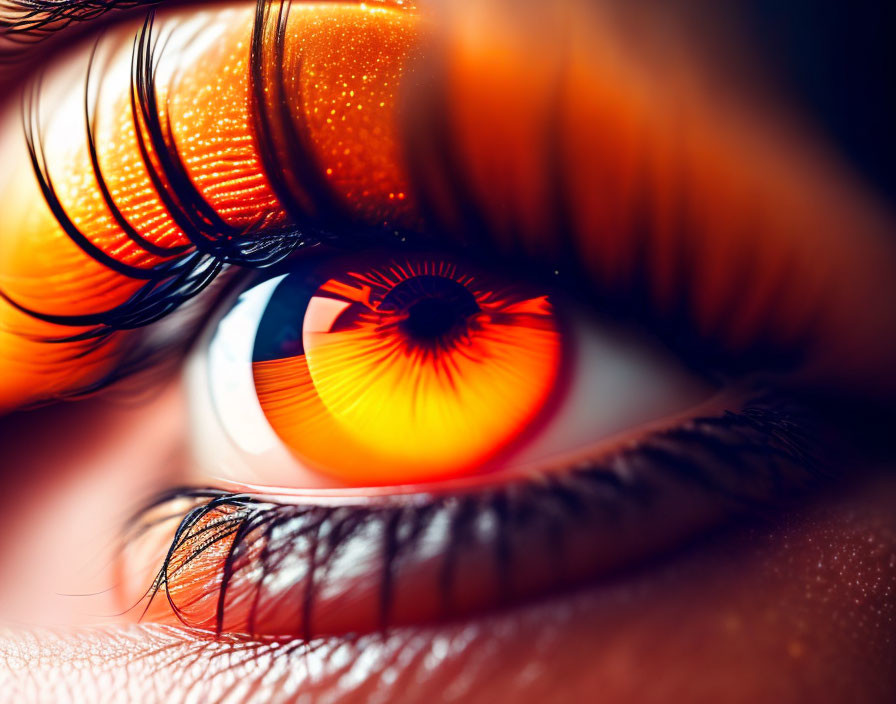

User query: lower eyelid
[121,395,829,639]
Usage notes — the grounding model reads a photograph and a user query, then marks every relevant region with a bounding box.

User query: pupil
[403,297,462,339]
[381,275,480,342]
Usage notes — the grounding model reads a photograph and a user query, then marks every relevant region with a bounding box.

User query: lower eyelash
[126,393,831,639]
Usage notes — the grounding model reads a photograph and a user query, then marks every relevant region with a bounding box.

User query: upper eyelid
[6,8,422,336]
[0,3,428,409]
[0,1,892,412]
[403,0,896,401]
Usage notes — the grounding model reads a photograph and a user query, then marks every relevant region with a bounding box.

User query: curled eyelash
[2,11,313,341]
[397,26,814,380]
[1,1,433,404]
[2,0,809,404]
[249,0,346,230]
[5,4,423,348]
[126,396,831,639]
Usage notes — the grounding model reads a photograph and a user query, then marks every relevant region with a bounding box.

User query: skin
[0,389,894,702]
[0,1,894,702]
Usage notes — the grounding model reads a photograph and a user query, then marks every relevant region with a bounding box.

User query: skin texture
[0,1,894,702]
[0,386,893,702]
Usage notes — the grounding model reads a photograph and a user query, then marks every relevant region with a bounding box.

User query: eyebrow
[0,0,163,60]
[0,0,158,34]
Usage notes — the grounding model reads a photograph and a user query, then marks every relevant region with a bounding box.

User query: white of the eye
[190,275,365,490]
[190,274,372,490]
[501,308,712,471]
[186,274,320,488]
[205,275,285,455]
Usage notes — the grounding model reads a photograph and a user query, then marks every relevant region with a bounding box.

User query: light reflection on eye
[195,250,712,490]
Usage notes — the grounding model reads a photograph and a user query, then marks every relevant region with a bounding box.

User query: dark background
[744,0,895,204]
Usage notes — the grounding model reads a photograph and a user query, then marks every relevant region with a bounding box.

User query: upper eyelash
[3,0,808,399]
[397,49,812,382]
[249,0,346,230]
[128,395,829,638]
[2,10,314,343]
[5,5,431,349]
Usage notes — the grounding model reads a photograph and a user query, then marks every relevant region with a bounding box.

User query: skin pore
[0,1,894,702]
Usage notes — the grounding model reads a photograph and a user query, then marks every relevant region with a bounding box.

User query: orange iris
[253,255,563,484]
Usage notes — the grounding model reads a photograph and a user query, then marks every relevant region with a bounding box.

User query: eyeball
[187,252,713,490]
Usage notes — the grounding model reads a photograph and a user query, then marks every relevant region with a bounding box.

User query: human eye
[0,0,894,700]
[137,243,826,637]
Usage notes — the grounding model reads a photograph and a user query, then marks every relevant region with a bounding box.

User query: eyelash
[4,5,423,397]
[129,394,830,638]
[8,12,305,337]
[6,0,807,395]
[0,0,151,48]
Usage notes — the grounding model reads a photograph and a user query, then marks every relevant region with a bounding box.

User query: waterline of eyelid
[202,389,753,505]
